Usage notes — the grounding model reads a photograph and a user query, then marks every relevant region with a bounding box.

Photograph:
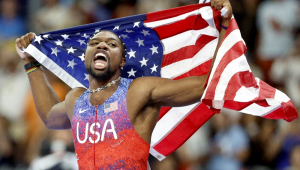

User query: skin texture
[15,0,232,144]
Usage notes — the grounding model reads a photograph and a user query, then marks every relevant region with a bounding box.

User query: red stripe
[281,100,298,122]
[222,71,257,100]
[266,100,298,122]
[153,103,214,155]
[221,18,240,45]
[173,59,212,80]
[158,107,172,120]
[258,80,276,99]
[153,15,208,40]
[161,35,216,68]
[204,40,247,99]
[146,3,210,23]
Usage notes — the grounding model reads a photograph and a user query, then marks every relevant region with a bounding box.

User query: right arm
[16,33,80,129]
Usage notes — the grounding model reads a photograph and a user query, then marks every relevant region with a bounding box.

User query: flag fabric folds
[201,18,298,122]
[24,2,298,161]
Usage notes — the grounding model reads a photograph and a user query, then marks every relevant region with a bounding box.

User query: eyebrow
[88,37,121,45]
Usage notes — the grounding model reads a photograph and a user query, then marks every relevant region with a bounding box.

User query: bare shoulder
[128,76,170,92]
[66,87,86,98]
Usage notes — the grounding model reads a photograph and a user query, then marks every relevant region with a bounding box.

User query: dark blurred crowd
[0,0,299,170]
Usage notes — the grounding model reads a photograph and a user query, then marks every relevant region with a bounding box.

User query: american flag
[104,101,118,113]
[24,2,298,161]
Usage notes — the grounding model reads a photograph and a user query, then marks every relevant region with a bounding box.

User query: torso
[70,78,151,169]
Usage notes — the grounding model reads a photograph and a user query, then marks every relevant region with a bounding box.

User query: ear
[120,57,126,68]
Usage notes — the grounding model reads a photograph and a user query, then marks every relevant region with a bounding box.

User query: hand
[211,0,233,21]
[15,32,37,62]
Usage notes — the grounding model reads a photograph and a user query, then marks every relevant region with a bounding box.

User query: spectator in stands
[0,0,26,43]
[255,0,300,86]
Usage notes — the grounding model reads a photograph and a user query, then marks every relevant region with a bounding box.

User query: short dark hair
[87,30,127,58]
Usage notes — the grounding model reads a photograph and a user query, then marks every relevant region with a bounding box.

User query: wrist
[23,57,37,64]
[221,19,230,27]
[24,61,41,74]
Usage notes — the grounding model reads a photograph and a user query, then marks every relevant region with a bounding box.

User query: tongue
[94,60,107,69]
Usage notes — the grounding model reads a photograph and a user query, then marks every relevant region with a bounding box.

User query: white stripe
[161,38,218,79]
[240,102,281,117]
[274,89,290,103]
[234,78,260,102]
[213,55,251,100]
[161,27,218,55]
[202,29,245,99]
[150,102,199,146]
[145,9,200,28]
[25,45,85,89]
[149,147,166,161]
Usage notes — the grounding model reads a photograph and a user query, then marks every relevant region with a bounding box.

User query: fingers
[211,0,232,20]
[211,0,230,10]
[15,38,22,49]
[15,32,36,49]
[211,0,223,10]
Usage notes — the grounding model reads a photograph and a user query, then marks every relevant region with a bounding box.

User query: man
[15,1,232,169]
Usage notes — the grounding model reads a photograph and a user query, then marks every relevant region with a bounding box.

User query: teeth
[95,63,104,66]
[95,53,106,57]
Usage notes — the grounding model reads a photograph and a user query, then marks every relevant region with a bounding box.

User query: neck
[88,74,121,90]
[88,75,121,105]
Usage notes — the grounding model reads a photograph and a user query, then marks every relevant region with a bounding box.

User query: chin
[87,67,115,81]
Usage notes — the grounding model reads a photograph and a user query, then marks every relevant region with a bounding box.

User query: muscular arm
[15,33,83,129]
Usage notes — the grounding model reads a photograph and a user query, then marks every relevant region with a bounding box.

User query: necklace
[88,76,121,93]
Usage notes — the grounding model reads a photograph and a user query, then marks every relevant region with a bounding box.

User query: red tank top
[72,78,150,169]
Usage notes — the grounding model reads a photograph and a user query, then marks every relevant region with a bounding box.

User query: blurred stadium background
[0,0,299,169]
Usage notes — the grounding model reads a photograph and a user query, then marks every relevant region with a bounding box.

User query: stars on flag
[78,53,85,61]
[82,33,89,39]
[67,47,77,54]
[34,35,43,44]
[139,57,148,67]
[113,25,120,30]
[127,68,136,77]
[125,29,134,33]
[141,30,150,36]
[84,73,89,81]
[95,29,101,33]
[136,38,144,47]
[127,49,136,59]
[51,47,60,57]
[77,39,86,46]
[67,59,77,69]
[150,45,158,55]
[61,34,70,40]
[55,40,63,46]
[31,19,163,88]
[120,34,129,39]
[133,21,140,28]
[150,64,158,73]
[43,34,50,39]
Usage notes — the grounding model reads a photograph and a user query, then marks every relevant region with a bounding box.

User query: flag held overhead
[24,2,298,161]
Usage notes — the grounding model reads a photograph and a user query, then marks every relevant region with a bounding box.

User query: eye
[108,43,116,47]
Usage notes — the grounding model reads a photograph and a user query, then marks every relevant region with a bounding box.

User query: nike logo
[79,108,88,114]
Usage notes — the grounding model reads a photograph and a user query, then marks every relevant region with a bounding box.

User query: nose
[97,41,108,50]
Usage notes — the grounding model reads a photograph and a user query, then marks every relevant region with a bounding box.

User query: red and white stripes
[144,4,220,160]
[202,18,298,122]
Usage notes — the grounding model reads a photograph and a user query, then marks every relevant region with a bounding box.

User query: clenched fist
[15,32,36,61]
[211,0,232,21]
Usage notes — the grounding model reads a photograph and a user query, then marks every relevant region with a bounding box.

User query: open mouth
[93,50,108,69]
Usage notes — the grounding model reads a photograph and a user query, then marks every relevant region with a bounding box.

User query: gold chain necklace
[88,76,121,93]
